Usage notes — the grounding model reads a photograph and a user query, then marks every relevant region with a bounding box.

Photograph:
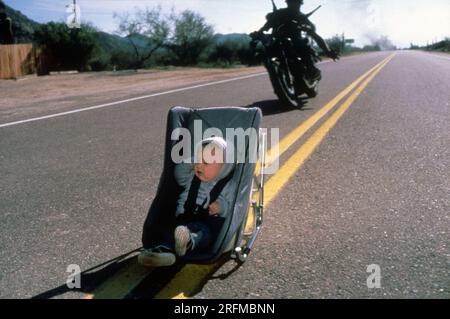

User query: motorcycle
[250,20,322,108]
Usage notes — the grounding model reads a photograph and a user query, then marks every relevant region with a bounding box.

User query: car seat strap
[184,176,201,215]
[182,171,234,218]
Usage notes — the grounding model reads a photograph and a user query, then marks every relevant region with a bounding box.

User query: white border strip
[422,52,450,61]
[0,57,354,129]
[0,72,267,129]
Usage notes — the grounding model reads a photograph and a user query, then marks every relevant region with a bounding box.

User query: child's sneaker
[174,226,192,257]
[137,246,176,267]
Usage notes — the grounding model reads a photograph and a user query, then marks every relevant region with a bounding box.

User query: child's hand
[208,201,220,216]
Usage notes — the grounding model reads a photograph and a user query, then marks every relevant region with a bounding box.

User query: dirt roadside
[0,66,264,119]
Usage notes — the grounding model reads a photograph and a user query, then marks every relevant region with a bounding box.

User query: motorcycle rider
[252,0,339,81]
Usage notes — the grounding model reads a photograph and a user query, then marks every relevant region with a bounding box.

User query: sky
[4,0,450,48]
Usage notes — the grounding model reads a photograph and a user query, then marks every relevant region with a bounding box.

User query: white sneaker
[137,246,176,267]
[174,226,192,257]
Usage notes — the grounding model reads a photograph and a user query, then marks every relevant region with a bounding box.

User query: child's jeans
[179,214,224,251]
[157,216,223,252]
[184,221,211,250]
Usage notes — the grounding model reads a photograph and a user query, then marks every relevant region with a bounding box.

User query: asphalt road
[0,51,448,298]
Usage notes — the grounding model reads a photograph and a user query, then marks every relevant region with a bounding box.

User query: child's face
[194,161,223,182]
[194,144,224,182]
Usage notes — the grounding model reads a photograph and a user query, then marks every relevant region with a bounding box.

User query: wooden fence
[0,44,37,79]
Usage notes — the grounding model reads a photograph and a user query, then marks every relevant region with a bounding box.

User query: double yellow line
[85,53,395,299]
[264,53,395,206]
[260,53,394,174]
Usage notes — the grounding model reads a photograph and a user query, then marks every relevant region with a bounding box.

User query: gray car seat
[142,106,262,262]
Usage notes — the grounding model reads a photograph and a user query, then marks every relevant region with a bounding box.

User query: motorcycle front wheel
[303,76,319,98]
[265,58,302,108]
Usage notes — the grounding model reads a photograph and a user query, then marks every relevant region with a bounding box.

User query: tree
[208,38,258,66]
[114,7,215,67]
[114,6,170,69]
[0,11,14,44]
[209,41,236,64]
[168,10,214,65]
[33,22,97,71]
[325,34,345,55]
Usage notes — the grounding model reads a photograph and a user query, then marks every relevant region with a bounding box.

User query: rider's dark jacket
[261,8,318,70]
[263,8,315,39]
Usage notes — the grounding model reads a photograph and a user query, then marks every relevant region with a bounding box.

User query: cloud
[305,0,450,47]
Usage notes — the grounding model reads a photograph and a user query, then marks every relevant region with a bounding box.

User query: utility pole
[66,0,80,29]
[73,0,77,26]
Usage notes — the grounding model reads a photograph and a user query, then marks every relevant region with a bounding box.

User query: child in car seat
[138,136,234,267]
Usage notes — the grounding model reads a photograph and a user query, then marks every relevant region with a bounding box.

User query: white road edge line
[0,55,356,129]
[0,72,267,129]
[414,50,450,61]
[425,53,450,61]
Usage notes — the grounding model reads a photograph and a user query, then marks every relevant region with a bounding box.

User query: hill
[214,33,251,45]
[2,0,39,43]
[1,1,256,70]
[93,31,146,54]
